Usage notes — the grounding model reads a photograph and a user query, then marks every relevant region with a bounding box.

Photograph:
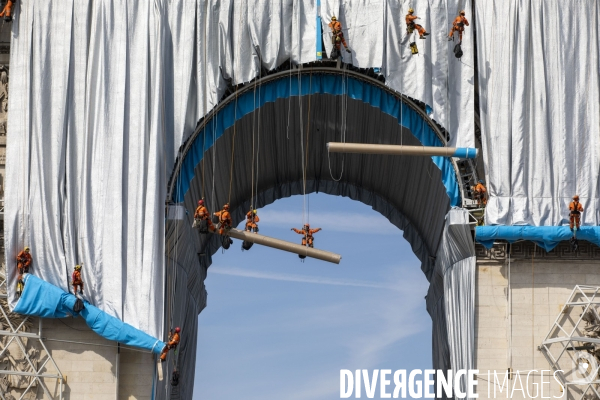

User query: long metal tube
[327,142,479,159]
[226,229,342,264]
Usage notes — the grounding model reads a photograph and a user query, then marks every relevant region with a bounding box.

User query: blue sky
[193,194,432,399]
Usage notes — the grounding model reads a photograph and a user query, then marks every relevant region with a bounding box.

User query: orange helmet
[175,327,181,333]
[303,224,310,229]
[223,203,230,210]
[198,199,204,205]
[573,195,580,200]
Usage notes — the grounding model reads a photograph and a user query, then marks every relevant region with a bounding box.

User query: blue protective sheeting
[14,275,166,355]
[475,226,600,252]
[173,74,461,206]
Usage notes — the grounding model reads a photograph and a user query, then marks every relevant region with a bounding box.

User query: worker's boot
[346,48,351,53]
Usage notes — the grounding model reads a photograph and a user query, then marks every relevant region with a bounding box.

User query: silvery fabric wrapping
[6,0,474,371]
[476,0,600,226]
[321,0,474,148]
[428,208,475,399]
[6,0,167,337]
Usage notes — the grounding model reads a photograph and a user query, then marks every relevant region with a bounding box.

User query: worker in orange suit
[16,246,31,296]
[328,16,351,55]
[448,10,469,43]
[72,264,84,295]
[160,327,181,362]
[0,0,15,22]
[17,247,32,277]
[291,224,322,248]
[194,199,215,233]
[406,8,429,39]
[569,195,584,231]
[245,208,260,233]
[214,203,232,235]
[472,180,487,207]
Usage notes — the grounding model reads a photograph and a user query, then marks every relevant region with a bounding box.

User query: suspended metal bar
[326,142,479,159]
[226,228,342,264]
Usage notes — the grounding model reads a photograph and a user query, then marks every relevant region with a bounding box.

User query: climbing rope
[228,0,246,206]
[287,63,292,140]
[327,63,349,181]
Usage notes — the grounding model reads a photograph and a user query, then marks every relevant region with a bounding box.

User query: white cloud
[254,210,401,234]
[210,266,404,291]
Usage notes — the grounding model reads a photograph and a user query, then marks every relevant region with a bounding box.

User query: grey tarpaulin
[476,0,600,226]
[427,208,475,399]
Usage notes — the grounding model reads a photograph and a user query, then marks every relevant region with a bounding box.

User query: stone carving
[476,241,600,261]
[0,64,8,136]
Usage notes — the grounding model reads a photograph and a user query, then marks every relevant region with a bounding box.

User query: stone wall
[475,242,600,399]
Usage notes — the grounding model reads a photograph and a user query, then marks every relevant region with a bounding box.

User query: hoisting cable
[255,52,263,208]
[297,68,307,226]
[303,72,313,224]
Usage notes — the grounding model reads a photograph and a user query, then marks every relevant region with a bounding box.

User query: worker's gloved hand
[346,48,351,53]
[290,228,294,231]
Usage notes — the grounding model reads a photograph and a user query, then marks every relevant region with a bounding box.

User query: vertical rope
[228,0,246,205]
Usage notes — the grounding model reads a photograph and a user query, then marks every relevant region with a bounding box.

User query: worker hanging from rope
[214,203,232,235]
[0,0,15,22]
[569,195,584,234]
[405,8,429,56]
[160,327,181,362]
[71,264,84,295]
[193,199,216,233]
[472,180,487,207]
[406,8,429,40]
[16,246,32,297]
[291,224,322,259]
[448,10,469,43]
[245,207,260,233]
[328,16,351,59]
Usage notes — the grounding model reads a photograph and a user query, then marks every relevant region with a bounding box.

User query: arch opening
[161,67,476,400]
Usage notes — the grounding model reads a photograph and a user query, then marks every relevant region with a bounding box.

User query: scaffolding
[0,265,64,400]
[540,285,600,400]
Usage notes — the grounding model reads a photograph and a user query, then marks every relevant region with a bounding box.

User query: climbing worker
[472,180,487,207]
[71,264,84,295]
[448,10,469,43]
[0,0,15,22]
[406,8,429,40]
[214,203,232,235]
[245,208,260,233]
[569,195,584,232]
[16,246,31,297]
[291,224,322,248]
[194,199,215,233]
[328,16,351,57]
[16,247,32,277]
[160,327,181,362]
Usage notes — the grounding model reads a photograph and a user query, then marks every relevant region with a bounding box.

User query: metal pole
[226,229,342,264]
[326,142,479,159]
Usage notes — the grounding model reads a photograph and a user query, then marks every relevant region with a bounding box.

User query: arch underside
[160,84,464,400]
[180,93,452,278]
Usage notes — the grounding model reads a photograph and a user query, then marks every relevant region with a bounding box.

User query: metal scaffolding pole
[226,229,342,264]
[326,142,479,159]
